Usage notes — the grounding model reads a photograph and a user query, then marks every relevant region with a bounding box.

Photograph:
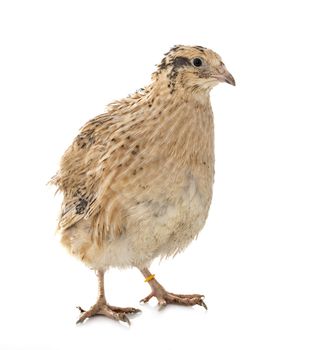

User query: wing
[51,90,156,243]
[51,113,128,240]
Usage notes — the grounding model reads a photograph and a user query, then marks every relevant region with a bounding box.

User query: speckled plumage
[51,45,235,323]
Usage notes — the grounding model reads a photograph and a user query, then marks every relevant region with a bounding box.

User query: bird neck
[107,80,214,167]
[149,72,212,104]
[143,81,214,166]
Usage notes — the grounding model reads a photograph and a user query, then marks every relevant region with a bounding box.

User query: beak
[214,69,236,86]
[223,71,236,86]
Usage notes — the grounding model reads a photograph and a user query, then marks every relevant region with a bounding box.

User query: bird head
[153,45,235,93]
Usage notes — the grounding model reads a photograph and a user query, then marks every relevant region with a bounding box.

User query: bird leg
[76,270,141,325]
[139,268,207,309]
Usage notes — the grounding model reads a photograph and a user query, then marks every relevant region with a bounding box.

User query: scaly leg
[139,268,207,309]
[77,270,141,325]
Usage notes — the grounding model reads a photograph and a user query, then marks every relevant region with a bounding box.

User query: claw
[199,299,208,310]
[77,306,86,313]
[118,313,131,326]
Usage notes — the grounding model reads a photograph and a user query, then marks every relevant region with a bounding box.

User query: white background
[0,0,316,349]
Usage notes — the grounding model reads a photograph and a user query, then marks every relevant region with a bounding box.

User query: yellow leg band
[144,274,155,283]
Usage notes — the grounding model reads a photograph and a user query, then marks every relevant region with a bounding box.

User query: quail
[51,45,235,324]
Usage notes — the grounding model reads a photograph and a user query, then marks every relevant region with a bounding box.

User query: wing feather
[51,113,126,240]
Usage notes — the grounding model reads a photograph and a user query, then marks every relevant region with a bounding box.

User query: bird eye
[192,57,203,67]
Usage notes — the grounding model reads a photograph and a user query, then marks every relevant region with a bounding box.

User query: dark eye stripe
[173,56,191,68]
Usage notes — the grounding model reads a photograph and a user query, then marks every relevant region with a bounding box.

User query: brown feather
[51,45,234,269]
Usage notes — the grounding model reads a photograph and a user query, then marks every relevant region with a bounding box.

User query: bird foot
[140,287,207,310]
[76,300,141,325]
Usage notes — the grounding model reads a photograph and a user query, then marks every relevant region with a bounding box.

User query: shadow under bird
[50,45,235,325]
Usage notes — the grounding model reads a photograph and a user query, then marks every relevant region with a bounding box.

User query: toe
[76,310,90,324]
[158,298,167,309]
[169,293,205,298]
[155,292,208,309]
[110,306,141,314]
[140,293,154,303]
